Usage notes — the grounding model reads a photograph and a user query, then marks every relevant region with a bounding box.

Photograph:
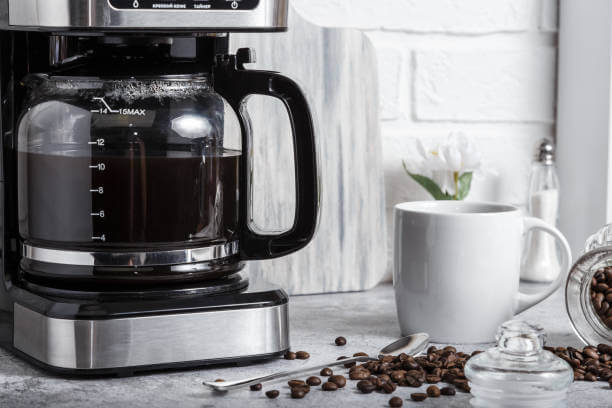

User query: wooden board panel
[231,8,387,294]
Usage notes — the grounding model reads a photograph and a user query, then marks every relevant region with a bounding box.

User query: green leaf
[455,172,473,201]
[403,161,453,201]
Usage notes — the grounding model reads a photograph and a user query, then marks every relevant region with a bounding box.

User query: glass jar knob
[497,320,545,357]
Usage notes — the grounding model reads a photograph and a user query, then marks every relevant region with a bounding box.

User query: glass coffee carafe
[16,52,318,286]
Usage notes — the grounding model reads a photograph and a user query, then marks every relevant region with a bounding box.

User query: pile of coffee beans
[222,337,612,406]
[249,343,476,405]
[545,344,612,385]
[345,345,474,403]
[591,267,612,329]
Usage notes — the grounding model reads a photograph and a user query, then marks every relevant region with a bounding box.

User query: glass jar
[566,224,612,345]
[465,320,574,407]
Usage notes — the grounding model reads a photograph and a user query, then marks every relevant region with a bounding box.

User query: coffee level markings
[89,97,113,243]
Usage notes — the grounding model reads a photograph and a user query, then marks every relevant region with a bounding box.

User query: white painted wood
[557,0,612,256]
[231,7,386,294]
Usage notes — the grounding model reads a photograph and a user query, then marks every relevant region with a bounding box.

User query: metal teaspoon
[203,333,429,392]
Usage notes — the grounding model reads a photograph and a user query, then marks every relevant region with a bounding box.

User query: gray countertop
[0,283,609,408]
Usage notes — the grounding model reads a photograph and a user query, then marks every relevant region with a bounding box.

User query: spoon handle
[203,356,372,392]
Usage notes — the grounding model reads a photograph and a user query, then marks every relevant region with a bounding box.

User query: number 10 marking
[89,163,106,171]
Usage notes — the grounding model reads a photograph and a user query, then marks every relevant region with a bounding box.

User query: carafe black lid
[48,35,228,77]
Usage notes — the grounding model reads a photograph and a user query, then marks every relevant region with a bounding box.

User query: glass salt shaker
[522,139,561,282]
[566,224,612,345]
[464,320,573,408]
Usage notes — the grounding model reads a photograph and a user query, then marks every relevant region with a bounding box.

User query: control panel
[109,0,259,10]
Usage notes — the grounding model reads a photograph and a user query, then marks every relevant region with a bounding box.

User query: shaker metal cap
[537,139,555,164]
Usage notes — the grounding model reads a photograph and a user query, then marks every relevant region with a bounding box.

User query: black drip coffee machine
[0,0,318,375]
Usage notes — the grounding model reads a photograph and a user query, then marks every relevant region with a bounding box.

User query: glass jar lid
[464,320,573,407]
[566,224,612,346]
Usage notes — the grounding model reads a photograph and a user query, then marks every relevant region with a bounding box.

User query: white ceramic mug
[393,201,572,343]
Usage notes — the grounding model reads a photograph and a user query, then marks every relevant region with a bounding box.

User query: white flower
[414,132,483,196]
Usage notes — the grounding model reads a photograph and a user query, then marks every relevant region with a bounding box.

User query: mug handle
[515,217,573,313]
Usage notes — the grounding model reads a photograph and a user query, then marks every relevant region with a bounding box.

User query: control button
[231,1,239,9]
[133,0,139,8]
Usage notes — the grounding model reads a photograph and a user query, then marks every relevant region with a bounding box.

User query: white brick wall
[292,0,559,274]
[414,49,556,122]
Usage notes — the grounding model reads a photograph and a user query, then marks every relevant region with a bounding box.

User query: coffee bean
[441,386,456,396]
[291,388,306,399]
[357,380,376,394]
[381,381,396,394]
[335,336,347,346]
[284,351,296,360]
[329,375,347,388]
[378,374,391,382]
[320,367,333,377]
[353,352,369,357]
[453,378,468,386]
[584,347,599,360]
[322,382,338,391]
[389,396,403,407]
[293,385,310,394]
[584,372,597,382]
[306,376,321,386]
[249,383,262,391]
[296,351,310,360]
[609,377,612,389]
[456,382,471,393]
[405,376,422,387]
[574,372,584,381]
[349,370,370,380]
[265,390,279,399]
[441,373,456,383]
[426,375,441,383]
[411,393,428,402]
[599,343,612,355]
[288,380,306,388]
[427,385,441,398]
[390,370,406,382]
[600,369,612,381]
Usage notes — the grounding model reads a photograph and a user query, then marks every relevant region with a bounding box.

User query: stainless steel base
[13,300,289,371]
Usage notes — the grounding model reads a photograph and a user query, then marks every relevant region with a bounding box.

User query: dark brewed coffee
[18,149,240,247]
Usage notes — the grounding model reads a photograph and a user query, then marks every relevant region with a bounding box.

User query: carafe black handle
[213,49,319,260]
